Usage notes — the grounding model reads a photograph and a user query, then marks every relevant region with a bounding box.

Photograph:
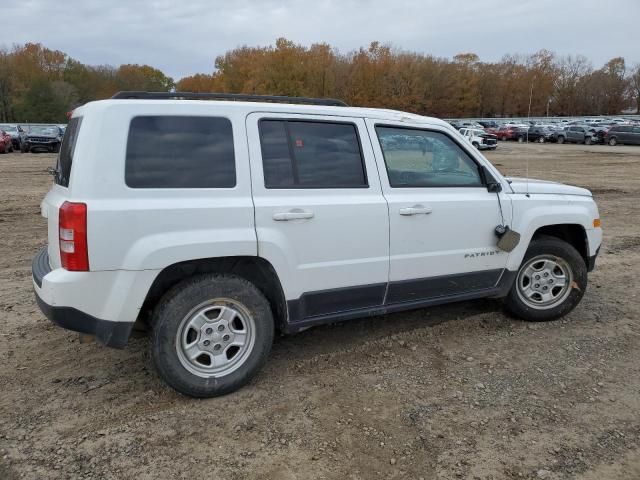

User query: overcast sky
[2,0,639,80]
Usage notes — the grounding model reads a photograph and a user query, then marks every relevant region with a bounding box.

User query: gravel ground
[0,142,639,480]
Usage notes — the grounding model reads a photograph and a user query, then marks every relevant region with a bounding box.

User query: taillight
[59,201,89,271]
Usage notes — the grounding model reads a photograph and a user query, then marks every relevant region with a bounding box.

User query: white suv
[33,92,602,397]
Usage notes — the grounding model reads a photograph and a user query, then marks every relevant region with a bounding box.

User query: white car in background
[459,127,498,150]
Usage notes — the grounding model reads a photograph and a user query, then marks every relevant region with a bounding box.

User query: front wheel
[504,236,587,322]
[608,137,617,146]
[517,136,525,143]
[557,136,565,144]
[472,142,480,149]
[585,137,592,145]
[538,136,545,143]
[151,274,274,397]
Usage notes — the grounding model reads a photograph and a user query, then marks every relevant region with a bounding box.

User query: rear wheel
[472,142,480,149]
[501,136,507,141]
[557,136,565,144]
[52,143,60,153]
[151,274,274,397]
[538,136,545,143]
[517,136,525,143]
[504,236,587,322]
[585,137,592,145]
[608,137,617,146]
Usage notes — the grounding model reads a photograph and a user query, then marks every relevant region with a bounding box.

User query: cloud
[2,0,639,80]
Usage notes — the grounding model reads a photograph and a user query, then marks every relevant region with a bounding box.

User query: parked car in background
[527,126,554,143]
[605,125,640,146]
[553,126,596,145]
[459,127,498,150]
[478,120,499,129]
[496,125,528,142]
[0,129,13,153]
[22,125,64,153]
[0,124,26,150]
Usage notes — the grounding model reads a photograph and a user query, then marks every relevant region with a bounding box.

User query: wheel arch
[532,224,589,267]
[139,256,288,331]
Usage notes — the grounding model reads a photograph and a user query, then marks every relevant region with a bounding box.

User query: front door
[366,120,510,304]
[247,113,389,323]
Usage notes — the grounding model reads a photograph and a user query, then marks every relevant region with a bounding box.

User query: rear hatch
[41,117,83,269]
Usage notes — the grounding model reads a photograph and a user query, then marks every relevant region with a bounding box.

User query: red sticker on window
[295,139,303,147]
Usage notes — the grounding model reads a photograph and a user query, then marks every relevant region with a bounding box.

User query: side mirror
[479,165,502,193]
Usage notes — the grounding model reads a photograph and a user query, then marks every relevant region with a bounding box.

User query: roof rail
[110,91,348,107]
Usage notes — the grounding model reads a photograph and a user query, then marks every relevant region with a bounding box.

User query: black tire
[151,274,274,397]
[472,142,479,149]
[504,236,587,322]
[608,137,617,146]
[501,136,507,141]
[517,135,525,143]
[557,136,565,144]
[585,137,592,145]
[52,143,60,153]
[538,136,545,143]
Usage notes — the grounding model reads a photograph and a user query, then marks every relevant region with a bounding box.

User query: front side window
[376,127,483,188]
[126,116,236,188]
[259,119,367,188]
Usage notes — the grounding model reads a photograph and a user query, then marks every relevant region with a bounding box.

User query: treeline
[2,40,640,123]
[0,43,173,123]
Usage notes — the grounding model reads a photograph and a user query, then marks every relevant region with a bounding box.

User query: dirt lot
[1,142,639,480]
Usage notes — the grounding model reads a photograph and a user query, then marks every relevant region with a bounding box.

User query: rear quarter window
[125,116,236,188]
[55,117,82,187]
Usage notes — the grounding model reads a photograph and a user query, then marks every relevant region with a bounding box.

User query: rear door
[246,113,389,323]
[632,126,640,145]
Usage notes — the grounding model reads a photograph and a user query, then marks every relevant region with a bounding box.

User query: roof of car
[74,99,451,129]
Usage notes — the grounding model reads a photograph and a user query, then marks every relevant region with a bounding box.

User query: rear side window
[259,119,367,188]
[55,117,82,187]
[126,116,235,188]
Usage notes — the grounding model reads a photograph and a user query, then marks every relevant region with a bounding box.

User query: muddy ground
[0,142,639,480]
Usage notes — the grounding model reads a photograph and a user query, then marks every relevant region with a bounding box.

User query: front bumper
[32,247,158,348]
[587,246,600,272]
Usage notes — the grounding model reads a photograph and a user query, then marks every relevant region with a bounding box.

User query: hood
[28,133,58,139]
[506,177,592,197]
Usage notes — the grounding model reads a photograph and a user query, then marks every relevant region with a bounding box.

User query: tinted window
[55,117,82,187]
[259,120,367,188]
[376,127,483,188]
[633,127,640,134]
[126,116,235,188]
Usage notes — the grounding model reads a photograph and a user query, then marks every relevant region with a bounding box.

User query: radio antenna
[526,78,534,197]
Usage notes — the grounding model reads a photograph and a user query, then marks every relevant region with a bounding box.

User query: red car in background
[0,130,14,153]
[496,125,528,142]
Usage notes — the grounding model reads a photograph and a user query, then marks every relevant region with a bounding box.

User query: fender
[507,194,600,271]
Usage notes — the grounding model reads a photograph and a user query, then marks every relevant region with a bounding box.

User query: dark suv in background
[22,125,64,153]
[527,126,554,143]
[606,125,640,146]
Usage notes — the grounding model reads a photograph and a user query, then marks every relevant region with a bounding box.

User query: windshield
[0,125,17,133]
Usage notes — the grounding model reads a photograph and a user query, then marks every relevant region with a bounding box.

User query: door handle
[399,205,433,216]
[273,209,314,221]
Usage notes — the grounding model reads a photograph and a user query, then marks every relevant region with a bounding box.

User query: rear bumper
[34,294,133,348]
[32,247,159,348]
